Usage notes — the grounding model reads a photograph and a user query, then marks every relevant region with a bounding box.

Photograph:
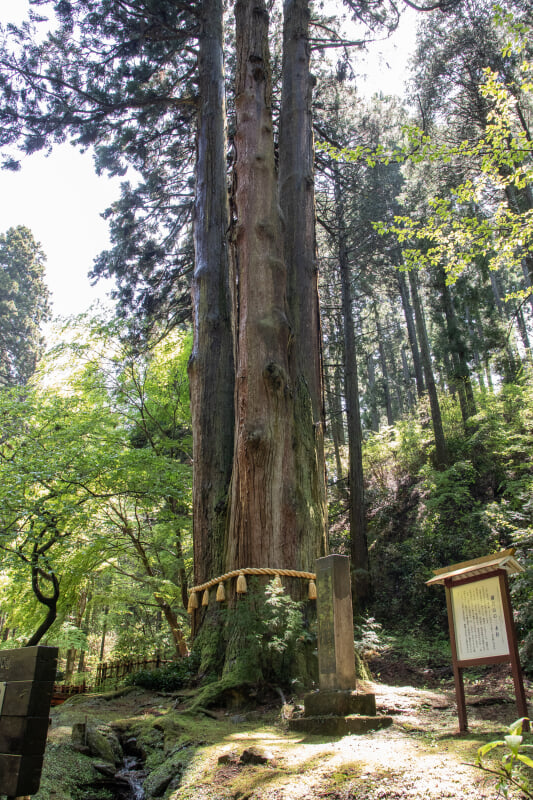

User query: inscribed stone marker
[0,646,57,798]
[316,554,356,691]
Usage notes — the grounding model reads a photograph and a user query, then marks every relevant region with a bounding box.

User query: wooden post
[445,579,468,732]
[499,572,529,732]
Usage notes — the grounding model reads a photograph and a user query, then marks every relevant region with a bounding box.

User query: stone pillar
[289,554,392,735]
[316,554,356,691]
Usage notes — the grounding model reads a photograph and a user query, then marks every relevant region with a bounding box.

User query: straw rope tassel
[236,572,248,594]
[308,579,317,600]
[216,582,226,602]
[187,591,199,613]
[202,589,210,606]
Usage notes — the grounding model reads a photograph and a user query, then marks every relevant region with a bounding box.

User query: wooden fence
[51,681,87,706]
[94,654,171,688]
[49,654,171,703]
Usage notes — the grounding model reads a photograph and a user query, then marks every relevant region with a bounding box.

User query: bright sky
[0,2,418,324]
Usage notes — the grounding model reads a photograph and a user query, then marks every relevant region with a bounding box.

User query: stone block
[303,690,376,718]
[316,555,356,691]
[288,714,393,736]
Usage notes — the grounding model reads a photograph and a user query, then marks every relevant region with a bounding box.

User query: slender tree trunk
[26,553,60,647]
[521,261,533,319]
[189,0,235,634]
[389,345,405,417]
[408,268,449,467]
[323,352,344,480]
[397,263,425,397]
[333,364,346,446]
[65,586,89,681]
[516,307,532,362]
[438,271,476,426]
[490,270,521,381]
[99,606,109,662]
[77,586,93,674]
[333,166,370,604]
[401,346,415,410]
[374,304,394,426]
[322,282,345,480]
[366,353,380,432]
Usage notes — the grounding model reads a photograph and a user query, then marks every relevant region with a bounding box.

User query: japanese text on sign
[451,575,510,661]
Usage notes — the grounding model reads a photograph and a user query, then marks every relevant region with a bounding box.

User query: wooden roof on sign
[426,548,524,586]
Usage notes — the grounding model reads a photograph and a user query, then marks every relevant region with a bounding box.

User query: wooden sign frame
[427,550,529,732]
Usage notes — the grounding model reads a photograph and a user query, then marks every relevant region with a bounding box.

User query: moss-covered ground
[34,668,533,800]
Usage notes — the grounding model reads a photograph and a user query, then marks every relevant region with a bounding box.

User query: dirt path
[174,677,528,800]
[43,671,531,800]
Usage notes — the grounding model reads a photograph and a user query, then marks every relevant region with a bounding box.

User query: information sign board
[427,550,528,732]
[451,575,510,662]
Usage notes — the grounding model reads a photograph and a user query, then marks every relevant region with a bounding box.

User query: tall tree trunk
[366,353,380,432]
[278,0,328,567]
[408,268,449,467]
[323,351,344,481]
[515,306,532,362]
[227,0,294,569]
[65,587,89,681]
[333,166,370,604]
[401,346,415,410]
[77,587,92,674]
[189,0,235,631]
[226,0,327,574]
[373,303,394,426]
[397,263,425,397]
[521,261,533,319]
[322,282,345,481]
[99,606,109,662]
[438,271,476,426]
[490,270,521,381]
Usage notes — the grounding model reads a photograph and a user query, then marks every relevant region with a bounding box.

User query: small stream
[84,737,147,799]
[115,755,146,800]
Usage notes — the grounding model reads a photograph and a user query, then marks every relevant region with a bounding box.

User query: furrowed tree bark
[192,0,327,679]
[278,0,328,569]
[188,0,234,624]
[227,0,295,569]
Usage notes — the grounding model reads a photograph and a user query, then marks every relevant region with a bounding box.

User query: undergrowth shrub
[365,379,533,638]
[192,579,317,692]
[125,653,200,691]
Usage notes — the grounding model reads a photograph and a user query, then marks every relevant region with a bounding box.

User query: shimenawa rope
[187,567,317,612]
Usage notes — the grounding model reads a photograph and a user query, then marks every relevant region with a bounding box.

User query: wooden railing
[95,654,171,688]
[51,681,87,706]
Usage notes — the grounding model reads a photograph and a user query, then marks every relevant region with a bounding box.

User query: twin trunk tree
[189,0,328,662]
